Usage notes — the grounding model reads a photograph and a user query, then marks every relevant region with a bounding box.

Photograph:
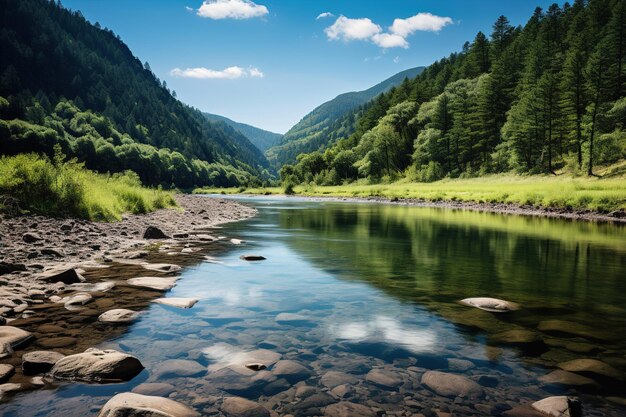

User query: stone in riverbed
[61,292,93,310]
[447,358,475,371]
[421,370,484,398]
[537,320,615,341]
[37,337,77,349]
[271,360,311,383]
[0,262,26,275]
[459,297,519,313]
[22,351,65,375]
[154,298,199,309]
[50,348,144,382]
[22,233,43,243]
[365,368,403,390]
[557,358,624,381]
[320,371,359,389]
[491,329,541,345]
[98,309,139,324]
[0,364,15,383]
[0,383,23,400]
[221,396,270,417]
[324,401,376,417]
[531,396,582,417]
[142,263,182,273]
[143,226,169,239]
[127,276,178,291]
[70,281,116,292]
[98,392,199,417]
[132,382,177,396]
[538,370,599,389]
[40,268,85,284]
[152,359,206,379]
[0,326,32,350]
[240,255,266,261]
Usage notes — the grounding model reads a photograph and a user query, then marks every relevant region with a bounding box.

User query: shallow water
[3,197,626,416]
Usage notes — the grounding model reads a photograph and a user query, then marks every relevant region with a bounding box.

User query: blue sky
[62,0,556,133]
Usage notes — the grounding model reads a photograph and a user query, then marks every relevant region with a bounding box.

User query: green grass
[195,174,626,213]
[0,153,176,221]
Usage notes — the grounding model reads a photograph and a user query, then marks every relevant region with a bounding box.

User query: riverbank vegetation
[280,0,626,189]
[0,149,175,221]
[195,170,626,213]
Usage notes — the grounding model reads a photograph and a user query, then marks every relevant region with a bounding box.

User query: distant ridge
[203,113,282,153]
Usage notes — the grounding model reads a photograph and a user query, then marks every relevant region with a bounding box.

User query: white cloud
[196,0,268,20]
[325,15,381,41]
[390,13,453,37]
[393,56,400,63]
[185,6,194,12]
[170,66,264,80]
[316,12,334,20]
[372,33,409,49]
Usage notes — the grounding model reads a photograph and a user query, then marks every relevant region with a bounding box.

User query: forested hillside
[266,66,424,169]
[0,0,271,188]
[203,112,282,153]
[283,0,626,186]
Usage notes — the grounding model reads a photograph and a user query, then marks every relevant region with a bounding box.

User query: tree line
[282,0,626,186]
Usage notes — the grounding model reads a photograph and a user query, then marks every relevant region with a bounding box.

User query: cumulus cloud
[324,12,452,49]
[325,15,381,41]
[185,6,194,12]
[170,66,264,79]
[316,12,334,20]
[196,0,268,20]
[390,12,453,37]
[371,33,408,49]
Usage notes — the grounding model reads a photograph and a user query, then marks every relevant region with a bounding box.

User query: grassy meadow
[196,173,626,213]
[0,153,176,221]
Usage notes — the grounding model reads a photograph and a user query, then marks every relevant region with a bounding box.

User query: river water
[3,196,626,416]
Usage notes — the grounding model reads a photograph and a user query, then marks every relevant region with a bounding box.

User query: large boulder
[324,402,376,417]
[421,371,484,398]
[0,326,33,349]
[127,277,178,291]
[221,397,270,417]
[50,348,144,382]
[98,392,198,417]
[99,309,140,324]
[531,396,582,417]
[143,226,169,239]
[22,350,65,375]
[459,297,519,313]
[40,268,85,284]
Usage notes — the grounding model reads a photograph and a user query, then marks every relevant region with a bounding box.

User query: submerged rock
[98,392,198,417]
[324,401,376,417]
[132,382,177,396]
[221,396,270,417]
[127,277,178,291]
[421,370,484,398]
[557,358,624,381]
[22,351,65,375]
[50,348,144,382]
[459,297,519,313]
[531,396,582,417]
[142,263,182,273]
[98,309,140,324]
[365,368,403,390]
[271,360,311,383]
[537,320,615,341]
[154,298,199,309]
[320,371,359,389]
[538,370,599,389]
[152,359,206,379]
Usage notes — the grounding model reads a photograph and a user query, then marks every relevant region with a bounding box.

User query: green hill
[266,66,425,168]
[203,113,282,153]
[0,0,270,188]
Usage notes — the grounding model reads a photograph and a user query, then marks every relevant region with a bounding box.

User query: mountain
[284,1,626,186]
[266,66,425,168]
[0,0,269,188]
[203,113,282,153]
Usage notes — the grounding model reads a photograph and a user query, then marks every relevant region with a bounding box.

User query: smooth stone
[98,392,198,417]
[143,226,169,239]
[69,281,115,292]
[531,396,582,417]
[127,277,178,291]
[221,396,270,417]
[40,268,85,284]
[0,326,33,349]
[99,309,140,324]
[459,297,519,312]
[38,337,77,349]
[142,263,182,273]
[275,312,309,323]
[491,330,541,345]
[22,233,43,243]
[62,292,93,309]
[320,371,359,389]
[132,382,177,396]
[239,255,266,261]
[324,401,376,417]
[152,359,206,379]
[557,358,623,381]
[271,360,311,382]
[230,239,244,245]
[0,383,22,399]
[50,348,144,382]
[421,371,484,398]
[447,358,475,371]
[538,320,615,341]
[365,369,403,390]
[154,298,199,309]
[0,364,15,383]
[22,350,65,374]
[538,370,599,389]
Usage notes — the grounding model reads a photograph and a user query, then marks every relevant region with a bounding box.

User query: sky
[62,0,557,134]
